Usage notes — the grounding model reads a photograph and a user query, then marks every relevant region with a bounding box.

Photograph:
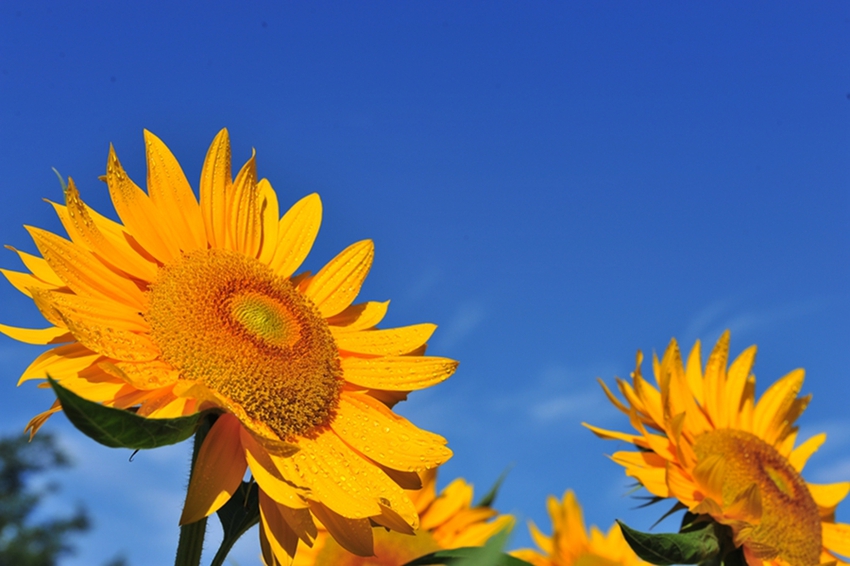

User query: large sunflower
[585,331,850,566]
[292,468,514,565]
[1,130,455,563]
[512,490,647,566]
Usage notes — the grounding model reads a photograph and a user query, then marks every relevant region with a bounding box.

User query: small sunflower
[512,490,648,566]
[585,331,850,566]
[1,130,455,563]
[291,468,514,565]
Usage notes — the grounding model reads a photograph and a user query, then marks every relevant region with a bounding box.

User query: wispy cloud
[682,297,828,345]
[433,302,486,350]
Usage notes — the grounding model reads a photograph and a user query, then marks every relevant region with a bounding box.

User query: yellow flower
[512,490,648,566]
[585,331,850,566]
[291,468,514,565]
[1,130,456,563]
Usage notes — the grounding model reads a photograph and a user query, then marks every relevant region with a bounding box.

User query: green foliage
[210,482,260,566]
[0,433,87,565]
[48,378,216,450]
[617,515,746,566]
[403,525,532,566]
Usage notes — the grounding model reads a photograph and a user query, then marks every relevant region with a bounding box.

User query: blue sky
[1,2,848,565]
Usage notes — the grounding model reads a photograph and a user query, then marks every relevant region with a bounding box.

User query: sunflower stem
[174,415,216,566]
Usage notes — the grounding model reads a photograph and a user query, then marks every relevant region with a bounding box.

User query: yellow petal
[685,340,705,406]
[582,423,646,446]
[143,130,206,253]
[273,430,382,519]
[433,506,496,541]
[326,301,389,332]
[24,400,62,439]
[259,491,299,565]
[420,478,472,531]
[276,504,318,547]
[27,226,146,309]
[7,246,64,286]
[105,144,179,263]
[180,414,247,525]
[331,392,451,472]
[789,433,826,472]
[333,324,436,356]
[240,427,309,510]
[341,355,457,391]
[307,501,373,557]
[268,194,322,279]
[722,345,757,428]
[703,331,730,426]
[55,180,158,281]
[451,514,514,549]
[35,289,149,333]
[807,482,850,510]
[229,151,262,256]
[752,368,805,444]
[822,522,850,556]
[200,129,232,249]
[304,240,373,318]
[29,291,159,362]
[1,268,57,297]
[257,179,280,264]
[611,450,669,497]
[0,324,71,345]
[41,292,158,362]
[19,343,100,384]
[98,360,179,390]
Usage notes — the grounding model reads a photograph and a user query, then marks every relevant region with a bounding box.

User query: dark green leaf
[617,520,721,565]
[404,523,532,566]
[48,377,214,449]
[210,481,260,566]
[403,547,532,566]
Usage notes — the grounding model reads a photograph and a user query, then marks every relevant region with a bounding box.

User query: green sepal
[48,377,215,449]
[617,519,721,565]
[404,525,532,566]
[209,481,260,566]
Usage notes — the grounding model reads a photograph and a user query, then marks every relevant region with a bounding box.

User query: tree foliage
[0,432,125,566]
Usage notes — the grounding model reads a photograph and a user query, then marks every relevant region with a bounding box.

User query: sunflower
[585,331,850,566]
[512,490,647,566]
[1,130,456,563]
[291,468,514,565]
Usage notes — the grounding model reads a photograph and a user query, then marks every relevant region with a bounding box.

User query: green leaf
[404,524,532,566]
[48,377,214,449]
[474,465,513,508]
[209,481,260,566]
[617,520,721,565]
[403,547,532,566]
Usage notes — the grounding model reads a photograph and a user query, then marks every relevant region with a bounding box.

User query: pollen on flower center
[147,249,342,440]
[693,429,821,565]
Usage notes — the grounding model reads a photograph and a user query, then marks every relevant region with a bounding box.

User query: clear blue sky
[1,2,848,565]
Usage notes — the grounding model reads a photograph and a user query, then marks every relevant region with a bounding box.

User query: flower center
[693,429,821,565]
[147,249,342,440]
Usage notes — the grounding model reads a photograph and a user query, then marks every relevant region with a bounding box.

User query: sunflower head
[585,331,850,566]
[512,490,648,566]
[2,130,458,564]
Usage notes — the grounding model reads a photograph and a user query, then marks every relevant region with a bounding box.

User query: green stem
[174,415,216,566]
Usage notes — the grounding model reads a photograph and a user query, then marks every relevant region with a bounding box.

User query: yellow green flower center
[147,249,342,440]
[694,429,821,565]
